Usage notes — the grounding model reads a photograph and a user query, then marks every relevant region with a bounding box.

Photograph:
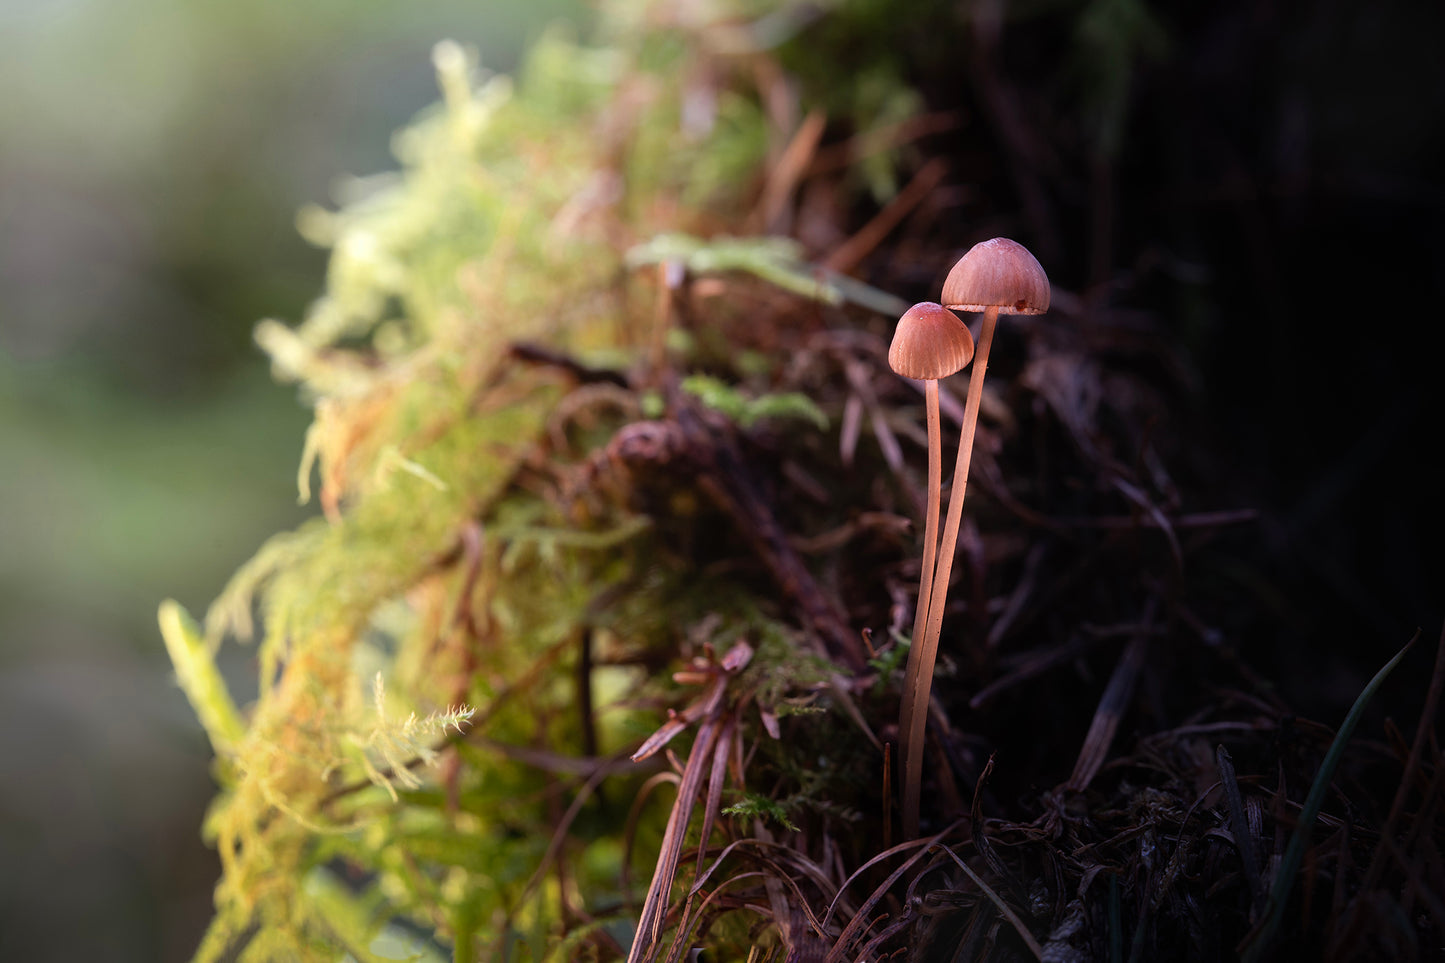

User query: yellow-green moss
[163,5,918,959]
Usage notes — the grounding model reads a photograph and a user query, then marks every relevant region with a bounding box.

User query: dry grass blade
[820,832,933,930]
[970,632,1108,710]
[985,541,1046,648]
[628,641,753,963]
[1110,476,1182,572]
[695,712,738,880]
[843,359,905,481]
[806,109,963,176]
[1050,508,1259,531]
[663,871,772,963]
[632,711,703,765]
[839,392,863,466]
[623,771,683,919]
[935,843,1044,961]
[828,673,882,751]
[1066,599,1156,792]
[629,716,725,963]
[823,157,948,274]
[849,915,914,963]
[823,820,966,962]
[689,837,839,922]
[969,755,1016,898]
[632,672,731,763]
[882,743,892,856]
[756,109,827,232]
[1216,744,1265,914]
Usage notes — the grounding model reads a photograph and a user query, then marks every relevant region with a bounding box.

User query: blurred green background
[0,1,581,959]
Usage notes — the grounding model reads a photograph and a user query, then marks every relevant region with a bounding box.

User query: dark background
[1,0,1439,959]
[896,0,1445,711]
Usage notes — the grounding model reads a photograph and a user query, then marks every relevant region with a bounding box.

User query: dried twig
[1066,598,1157,793]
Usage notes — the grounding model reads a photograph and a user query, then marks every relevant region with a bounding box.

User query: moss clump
[162,8,909,960]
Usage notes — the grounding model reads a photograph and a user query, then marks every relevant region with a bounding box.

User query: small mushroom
[888,305,975,640]
[901,238,1048,838]
[887,302,974,825]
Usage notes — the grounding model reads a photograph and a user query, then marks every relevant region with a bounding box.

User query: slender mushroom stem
[901,304,998,839]
[917,379,943,642]
[898,379,942,784]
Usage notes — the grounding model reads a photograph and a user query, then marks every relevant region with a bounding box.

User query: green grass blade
[1240,633,1418,962]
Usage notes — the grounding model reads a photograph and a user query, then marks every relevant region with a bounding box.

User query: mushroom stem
[898,379,942,779]
[918,379,943,639]
[901,304,998,839]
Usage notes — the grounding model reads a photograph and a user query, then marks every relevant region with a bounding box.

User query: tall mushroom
[888,302,973,833]
[900,237,1049,838]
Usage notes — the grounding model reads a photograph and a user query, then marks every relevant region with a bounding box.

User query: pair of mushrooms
[888,237,1050,839]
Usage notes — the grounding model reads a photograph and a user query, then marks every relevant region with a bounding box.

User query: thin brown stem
[898,379,943,780]
[918,379,943,645]
[902,305,998,838]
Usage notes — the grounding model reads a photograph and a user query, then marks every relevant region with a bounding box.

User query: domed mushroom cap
[941,237,1050,315]
[888,302,975,380]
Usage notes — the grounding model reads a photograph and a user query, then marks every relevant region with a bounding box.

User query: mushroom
[888,302,974,819]
[900,238,1049,838]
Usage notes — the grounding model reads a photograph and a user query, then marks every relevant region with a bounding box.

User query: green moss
[163,4,896,960]
[680,374,828,430]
